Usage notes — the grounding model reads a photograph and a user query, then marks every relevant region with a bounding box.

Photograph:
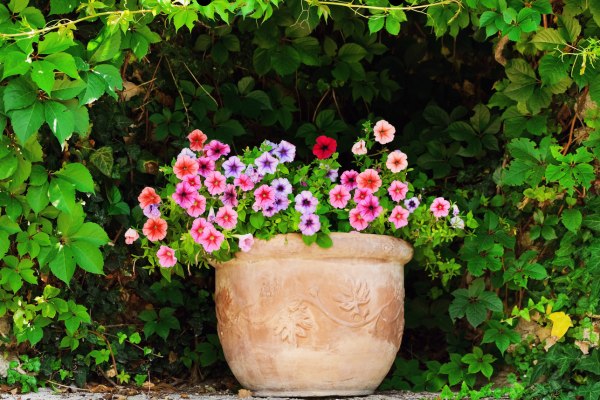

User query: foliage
[0,0,598,396]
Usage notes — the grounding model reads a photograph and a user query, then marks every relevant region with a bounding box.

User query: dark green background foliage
[0,0,599,397]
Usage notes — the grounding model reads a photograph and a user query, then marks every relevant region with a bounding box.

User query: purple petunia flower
[299,214,321,236]
[262,140,278,152]
[271,178,292,196]
[178,148,197,160]
[222,156,245,179]
[294,191,318,215]
[262,204,278,217]
[255,152,279,175]
[325,168,339,182]
[143,204,161,218]
[404,197,420,213]
[273,195,290,212]
[452,204,460,216]
[220,184,238,207]
[340,170,359,191]
[274,140,296,163]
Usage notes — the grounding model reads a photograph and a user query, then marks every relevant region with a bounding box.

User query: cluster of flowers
[126,120,464,269]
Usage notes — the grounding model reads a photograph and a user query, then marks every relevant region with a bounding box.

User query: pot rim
[213,232,413,268]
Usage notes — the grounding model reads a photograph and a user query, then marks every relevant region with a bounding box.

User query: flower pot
[213,232,413,397]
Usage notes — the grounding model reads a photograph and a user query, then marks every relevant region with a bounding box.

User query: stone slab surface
[0,388,439,400]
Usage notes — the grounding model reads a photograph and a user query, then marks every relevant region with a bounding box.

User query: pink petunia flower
[386,150,408,173]
[205,140,230,160]
[357,195,383,222]
[196,157,216,178]
[188,129,208,151]
[184,174,202,190]
[238,234,254,252]
[124,228,139,245]
[215,205,238,230]
[186,194,207,218]
[234,174,254,192]
[430,197,451,218]
[389,206,409,229]
[138,187,161,209]
[349,208,368,231]
[254,185,276,209]
[190,218,210,243]
[388,181,408,202]
[341,170,359,191]
[329,185,351,209]
[220,184,238,207]
[353,188,372,203]
[373,120,396,144]
[173,155,199,180]
[356,169,382,193]
[172,181,197,209]
[157,245,177,268]
[199,225,225,253]
[205,171,226,195]
[142,217,168,242]
[351,140,367,155]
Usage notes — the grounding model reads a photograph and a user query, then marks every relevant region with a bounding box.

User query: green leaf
[368,17,385,34]
[385,16,400,35]
[70,223,110,246]
[92,64,123,98]
[172,9,198,32]
[55,162,94,193]
[250,213,264,229]
[89,31,122,63]
[45,52,79,79]
[316,233,333,248]
[45,101,75,144]
[8,102,45,144]
[3,78,37,111]
[70,241,104,274]
[49,245,76,284]
[50,0,77,14]
[79,72,106,105]
[90,146,114,177]
[0,231,9,259]
[561,208,582,233]
[51,78,86,100]
[26,182,49,214]
[337,43,367,63]
[48,177,76,214]
[1,51,30,79]
[31,61,56,94]
[591,0,600,28]
[37,32,74,54]
[583,214,600,232]
[538,55,568,86]
[271,46,301,76]
[0,152,18,180]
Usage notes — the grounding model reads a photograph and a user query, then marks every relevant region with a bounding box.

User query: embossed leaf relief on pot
[273,301,315,346]
[334,280,370,321]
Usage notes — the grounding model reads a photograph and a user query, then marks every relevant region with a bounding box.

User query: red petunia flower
[312,136,337,159]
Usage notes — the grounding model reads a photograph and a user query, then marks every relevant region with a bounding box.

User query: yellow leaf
[548,312,573,339]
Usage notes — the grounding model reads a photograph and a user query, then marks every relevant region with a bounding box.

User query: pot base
[253,389,374,397]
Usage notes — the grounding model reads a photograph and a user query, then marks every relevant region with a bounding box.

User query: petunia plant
[128,121,473,278]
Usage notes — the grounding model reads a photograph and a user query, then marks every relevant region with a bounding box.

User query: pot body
[214,233,413,397]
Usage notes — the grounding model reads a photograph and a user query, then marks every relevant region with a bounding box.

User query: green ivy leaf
[79,71,106,105]
[3,78,38,111]
[271,46,301,76]
[90,146,114,177]
[70,222,110,246]
[368,16,385,34]
[31,61,56,94]
[1,51,30,79]
[70,241,104,274]
[337,43,367,63]
[385,16,400,35]
[48,177,76,214]
[45,52,79,79]
[51,78,86,100]
[172,9,198,32]
[37,32,74,54]
[89,31,122,63]
[8,101,45,144]
[55,162,95,193]
[92,64,123,98]
[45,101,75,144]
[49,244,76,284]
[26,182,49,214]
[561,208,582,233]
[538,55,568,86]
[49,0,77,14]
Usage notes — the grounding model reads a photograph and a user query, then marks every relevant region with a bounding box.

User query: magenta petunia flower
[430,197,451,218]
[254,184,276,209]
[404,197,420,213]
[190,218,209,243]
[349,208,368,231]
[205,171,226,195]
[184,174,202,190]
[357,195,383,222]
[234,174,255,192]
[222,156,245,178]
[156,245,177,268]
[205,140,231,160]
[340,170,359,191]
[220,184,238,207]
[271,178,292,196]
[299,213,321,236]
[199,225,225,253]
[196,156,216,178]
[186,194,206,218]
[353,188,371,203]
[215,205,238,230]
[238,233,254,252]
[255,152,279,175]
[388,181,408,202]
[172,181,196,209]
[274,140,296,163]
[294,191,318,215]
[329,185,351,209]
[389,206,409,229]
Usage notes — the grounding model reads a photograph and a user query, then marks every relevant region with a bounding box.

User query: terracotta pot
[213,232,413,397]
